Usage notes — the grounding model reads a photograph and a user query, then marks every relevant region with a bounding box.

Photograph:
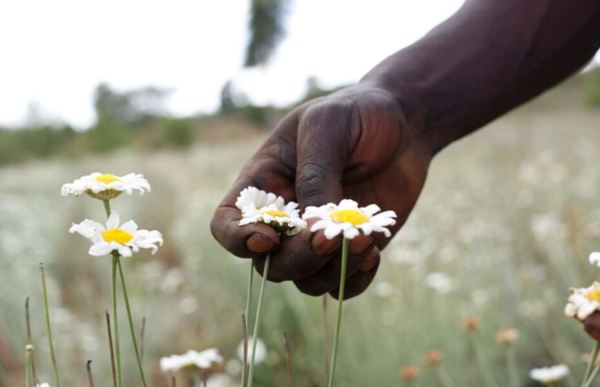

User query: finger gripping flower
[237,187,307,235]
[564,282,600,320]
[61,172,151,200]
[303,199,397,240]
[70,211,163,257]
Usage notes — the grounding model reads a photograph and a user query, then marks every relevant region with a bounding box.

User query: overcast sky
[0,0,548,128]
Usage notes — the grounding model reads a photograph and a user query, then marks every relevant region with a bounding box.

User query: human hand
[211,84,433,299]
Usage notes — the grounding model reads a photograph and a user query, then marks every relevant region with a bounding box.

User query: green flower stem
[583,363,600,387]
[104,200,122,387]
[245,263,254,324]
[248,253,271,387]
[26,346,32,387]
[583,342,600,384]
[39,262,60,387]
[506,345,521,387]
[243,262,254,386]
[470,333,500,387]
[116,255,149,387]
[327,237,350,387]
[435,367,458,387]
[112,255,122,387]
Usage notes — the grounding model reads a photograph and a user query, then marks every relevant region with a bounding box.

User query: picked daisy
[236,186,279,211]
[565,282,600,320]
[70,211,163,257]
[160,348,224,373]
[303,199,397,240]
[530,364,569,385]
[61,172,151,200]
[237,187,307,235]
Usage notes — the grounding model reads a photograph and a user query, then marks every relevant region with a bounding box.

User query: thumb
[295,102,357,209]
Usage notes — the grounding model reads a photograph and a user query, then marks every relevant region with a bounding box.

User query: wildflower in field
[237,337,267,365]
[496,328,520,345]
[529,364,569,385]
[564,282,600,320]
[589,252,600,267]
[303,199,397,240]
[236,186,279,211]
[462,316,480,332]
[61,173,150,200]
[239,202,307,235]
[70,211,163,257]
[400,366,420,381]
[160,348,224,372]
[425,350,443,367]
[425,272,456,294]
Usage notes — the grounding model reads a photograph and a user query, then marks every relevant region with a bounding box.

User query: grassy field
[1,96,600,386]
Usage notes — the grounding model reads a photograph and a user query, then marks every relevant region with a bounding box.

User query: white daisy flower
[235,186,279,211]
[589,252,600,267]
[565,282,600,320]
[236,186,307,235]
[35,384,51,387]
[236,336,267,365]
[529,364,569,385]
[303,199,397,240]
[70,211,163,258]
[61,173,151,200]
[240,202,307,235]
[160,348,223,372]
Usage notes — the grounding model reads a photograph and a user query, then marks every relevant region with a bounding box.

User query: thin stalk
[327,237,350,387]
[241,314,249,387]
[39,262,60,387]
[105,310,118,387]
[583,342,600,384]
[583,363,600,387]
[139,316,146,363]
[435,366,458,387]
[245,263,254,327]
[283,332,295,387]
[506,345,521,387]
[201,372,208,387]
[116,256,149,387]
[103,200,112,218]
[248,253,271,387]
[470,333,499,387]
[25,298,39,386]
[112,255,122,387]
[171,376,177,387]
[86,360,95,387]
[192,373,202,387]
[26,346,32,387]
[322,295,330,383]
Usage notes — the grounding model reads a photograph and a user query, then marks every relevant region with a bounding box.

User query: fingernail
[311,232,342,256]
[349,235,374,255]
[246,234,274,253]
[359,252,379,273]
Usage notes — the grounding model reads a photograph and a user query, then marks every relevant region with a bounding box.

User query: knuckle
[296,164,328,199]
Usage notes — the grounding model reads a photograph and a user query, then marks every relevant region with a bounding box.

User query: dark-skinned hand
[211,84,433,299]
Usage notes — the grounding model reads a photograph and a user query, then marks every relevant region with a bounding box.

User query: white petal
[89,242,114,256]
[119,220,138,233]
[324,224,343,240]
[107,212,120,230]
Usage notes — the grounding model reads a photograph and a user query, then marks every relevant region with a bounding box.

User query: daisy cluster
[62,173,163,258]
[236,186,397,240]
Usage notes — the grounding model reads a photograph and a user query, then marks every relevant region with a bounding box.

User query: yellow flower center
[101,229,134,245]
[95,174,122,184]
[587,288,600,303]
[330,209,369,225]
[263,210,289,218]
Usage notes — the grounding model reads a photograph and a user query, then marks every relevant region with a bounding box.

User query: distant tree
[245,0,290,67]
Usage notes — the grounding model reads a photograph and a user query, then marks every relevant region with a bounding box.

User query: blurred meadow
[3,0,600,386]
[1,68,600,387]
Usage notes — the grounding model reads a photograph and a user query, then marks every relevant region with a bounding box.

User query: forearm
[362,0,600,152]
